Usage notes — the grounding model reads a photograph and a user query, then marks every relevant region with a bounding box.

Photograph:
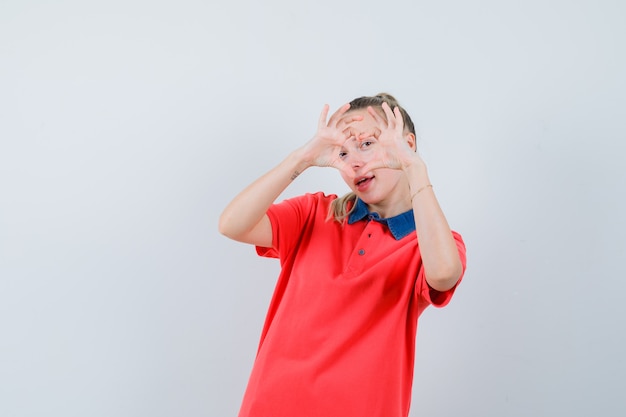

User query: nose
[351,158,363,169]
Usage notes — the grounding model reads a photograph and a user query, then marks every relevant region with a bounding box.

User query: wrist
[404,158,431,195]
[287,148,314,176]
[403,157,428,179]
[410,184,433,201]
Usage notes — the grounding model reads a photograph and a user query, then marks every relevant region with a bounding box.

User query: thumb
[333,159,356,179]
[358,159,388,174]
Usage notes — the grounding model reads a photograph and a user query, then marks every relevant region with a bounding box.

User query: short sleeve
[416,231,467,308]
[255,193,330,261]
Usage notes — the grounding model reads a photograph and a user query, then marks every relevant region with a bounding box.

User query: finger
[381,102,397,130]
[337,130,352,147]
[341,125,358,141]
[341,125,368,140]
[338,113,364,129]
[317,104,330,130]
[327,103,351,127]
[357,128,381,140]
[367,106,386,126]
[333,159,356,179]
[359,159,388,173]
[337,134,356,156]
[393,106,404,133]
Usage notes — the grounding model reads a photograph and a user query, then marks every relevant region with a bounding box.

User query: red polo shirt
[238,192,466,417]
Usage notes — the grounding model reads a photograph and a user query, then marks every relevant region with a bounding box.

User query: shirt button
[358,249,365,256]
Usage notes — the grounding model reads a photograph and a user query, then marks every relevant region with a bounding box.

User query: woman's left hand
[358,102,423,173]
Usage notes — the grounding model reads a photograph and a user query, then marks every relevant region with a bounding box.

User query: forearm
[219,102,357,244]
[218,149,310,241]
[405,163,463,291]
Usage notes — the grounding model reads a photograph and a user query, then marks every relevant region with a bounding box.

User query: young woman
[219,94,467,417]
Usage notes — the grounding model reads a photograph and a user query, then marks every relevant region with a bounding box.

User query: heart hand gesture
[299,103,363,178]
[357,102,423,174]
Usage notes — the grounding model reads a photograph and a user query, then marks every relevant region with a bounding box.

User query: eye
[339,150,348,160]
[360,140,374,149]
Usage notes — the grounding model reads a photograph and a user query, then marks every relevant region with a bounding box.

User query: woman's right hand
[298,103,362,178]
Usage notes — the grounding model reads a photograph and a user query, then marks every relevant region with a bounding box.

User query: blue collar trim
[347,198,416,240]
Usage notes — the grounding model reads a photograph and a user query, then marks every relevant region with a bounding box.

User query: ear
[405,132,417,152]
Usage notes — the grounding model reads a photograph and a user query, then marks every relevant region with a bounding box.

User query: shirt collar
[347,198,416,240]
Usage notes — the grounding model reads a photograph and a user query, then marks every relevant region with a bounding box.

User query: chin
[357,194,381,205]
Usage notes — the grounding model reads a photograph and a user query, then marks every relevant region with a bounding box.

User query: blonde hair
[328,93,415,223]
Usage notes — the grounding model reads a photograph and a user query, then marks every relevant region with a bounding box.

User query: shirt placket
[342,219,379,278]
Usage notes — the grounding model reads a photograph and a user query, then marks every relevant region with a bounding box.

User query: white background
[1,1,625,416]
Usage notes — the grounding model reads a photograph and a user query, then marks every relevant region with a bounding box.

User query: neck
[366,191,412,219]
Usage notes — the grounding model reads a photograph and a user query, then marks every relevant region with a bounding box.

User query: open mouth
[355,175,374,190]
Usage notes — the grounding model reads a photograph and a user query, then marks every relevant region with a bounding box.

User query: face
[337,108,410,210]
